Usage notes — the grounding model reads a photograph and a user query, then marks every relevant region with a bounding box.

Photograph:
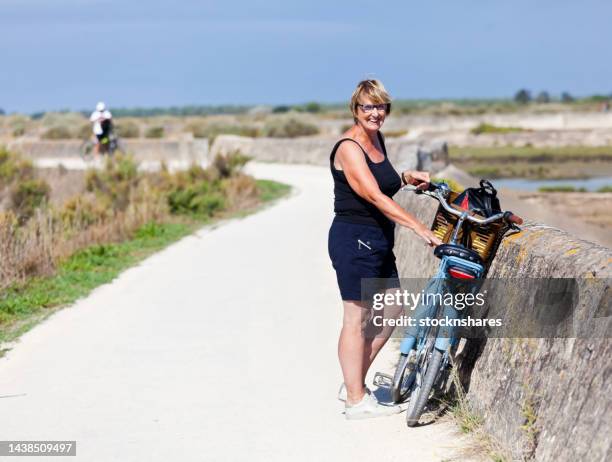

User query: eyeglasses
[357,103,390,113]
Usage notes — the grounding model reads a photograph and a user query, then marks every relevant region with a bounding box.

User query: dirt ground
[499,190,612,248]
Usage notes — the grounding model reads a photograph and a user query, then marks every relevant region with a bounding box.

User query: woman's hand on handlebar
[412,223,443,247]
[402,170,431,191]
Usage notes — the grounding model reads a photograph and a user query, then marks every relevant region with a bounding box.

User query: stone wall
[347,112,612,132]
[6,139,209,166]
[393,191,611,461]
[210,134,449,172]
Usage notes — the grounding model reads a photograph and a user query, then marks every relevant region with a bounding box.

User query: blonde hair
[349,79,392,122]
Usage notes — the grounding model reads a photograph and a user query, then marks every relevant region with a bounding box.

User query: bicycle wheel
[108,135,123,157]
[391,351,417,403]
[80,139,95,161]
[405,347,444,427]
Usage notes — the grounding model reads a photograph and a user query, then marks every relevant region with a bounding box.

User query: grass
[450,145,612,161]
[538,185,587,192]
[0,178,290,346]
[453,145,612,179]
[470,123,527,135]
[519,385,541,460]
[255,179,292,202]
[439,359,512,462]
[382,129,409,138]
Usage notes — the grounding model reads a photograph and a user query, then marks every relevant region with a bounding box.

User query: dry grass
[0,148,260,294]
[444,360,513,462]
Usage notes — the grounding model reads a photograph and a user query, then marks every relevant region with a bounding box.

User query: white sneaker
[337,383,369,402]
[345,390,401,420]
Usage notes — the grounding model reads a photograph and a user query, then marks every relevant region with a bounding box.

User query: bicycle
[80,132,124,162]
[378,180,523,426]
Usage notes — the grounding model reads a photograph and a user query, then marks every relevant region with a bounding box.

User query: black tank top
[330,132,402,228]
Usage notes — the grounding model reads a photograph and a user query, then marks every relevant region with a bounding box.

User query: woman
[328,79,442,420]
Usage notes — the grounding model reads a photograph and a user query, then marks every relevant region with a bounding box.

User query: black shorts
[328,218,400,301]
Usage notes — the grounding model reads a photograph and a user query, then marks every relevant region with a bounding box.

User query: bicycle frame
[399,255,485,358]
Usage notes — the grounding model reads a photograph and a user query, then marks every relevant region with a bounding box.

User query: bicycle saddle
[434,243,484,265]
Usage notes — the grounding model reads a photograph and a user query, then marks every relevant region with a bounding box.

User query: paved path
[0,163,468,461]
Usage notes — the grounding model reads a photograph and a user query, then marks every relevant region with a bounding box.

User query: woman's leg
[362,289,403,378]
[338,299,369,404]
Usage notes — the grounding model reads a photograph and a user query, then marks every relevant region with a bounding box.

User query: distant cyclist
[89,102,113,155]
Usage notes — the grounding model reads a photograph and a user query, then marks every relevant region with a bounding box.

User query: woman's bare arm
[335,142,442,246]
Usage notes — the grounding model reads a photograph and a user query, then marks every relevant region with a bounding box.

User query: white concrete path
[0,163,468,461]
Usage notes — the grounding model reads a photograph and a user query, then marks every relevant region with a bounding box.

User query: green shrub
[596,185,612,193]
[134,222,167,239]
[10,179,50,221]
[167,182,225,217]
[272,105,291,113]
[186,122,259,142]
[0,149,39,222]
[470,123,525,135]
[42,126,73,139]
[261,118,319,138]
[0,147,21,183]
[85,154,139,211]
[62,244,120,271]
[76,124,92,139]
[211,151,251,178]
[538,185,586,193]
[116,121,140,138]
[60,196,109,227]
[383,129,408,138]
[145,126,164,138]
[467,167,502,179]
[304,102,321,113]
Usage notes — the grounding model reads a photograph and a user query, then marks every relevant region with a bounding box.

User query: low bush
[167,184,225,217]
[76,123,92,140]
[0,147,286,313]
[260,117,319,138]
[467,167,503,179]
[538,185,587,193]
[0,146,34,184]
[186,122,259,143]
[157,151,251,217]
[60,195,110,228]
[10,179,50,222]
[116,121,140,138]
[470,123,526,135]
[85,154,140,211]
[42,126,74,140]
[211,151,251,178]
[145,126,165,138]
[0,147,50,222]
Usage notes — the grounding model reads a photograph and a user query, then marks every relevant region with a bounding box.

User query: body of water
[493,177,612,192]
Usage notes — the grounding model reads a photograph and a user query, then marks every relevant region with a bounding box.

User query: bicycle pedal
[372,372,393,388]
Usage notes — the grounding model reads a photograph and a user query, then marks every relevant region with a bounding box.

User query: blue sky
[1,0,610,112]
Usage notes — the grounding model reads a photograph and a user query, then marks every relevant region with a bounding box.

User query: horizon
[8,93,612,117]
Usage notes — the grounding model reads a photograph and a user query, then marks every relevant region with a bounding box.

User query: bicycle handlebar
[405,181,523,227]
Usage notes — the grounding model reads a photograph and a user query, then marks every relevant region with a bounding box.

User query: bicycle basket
[431,181,508,265]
